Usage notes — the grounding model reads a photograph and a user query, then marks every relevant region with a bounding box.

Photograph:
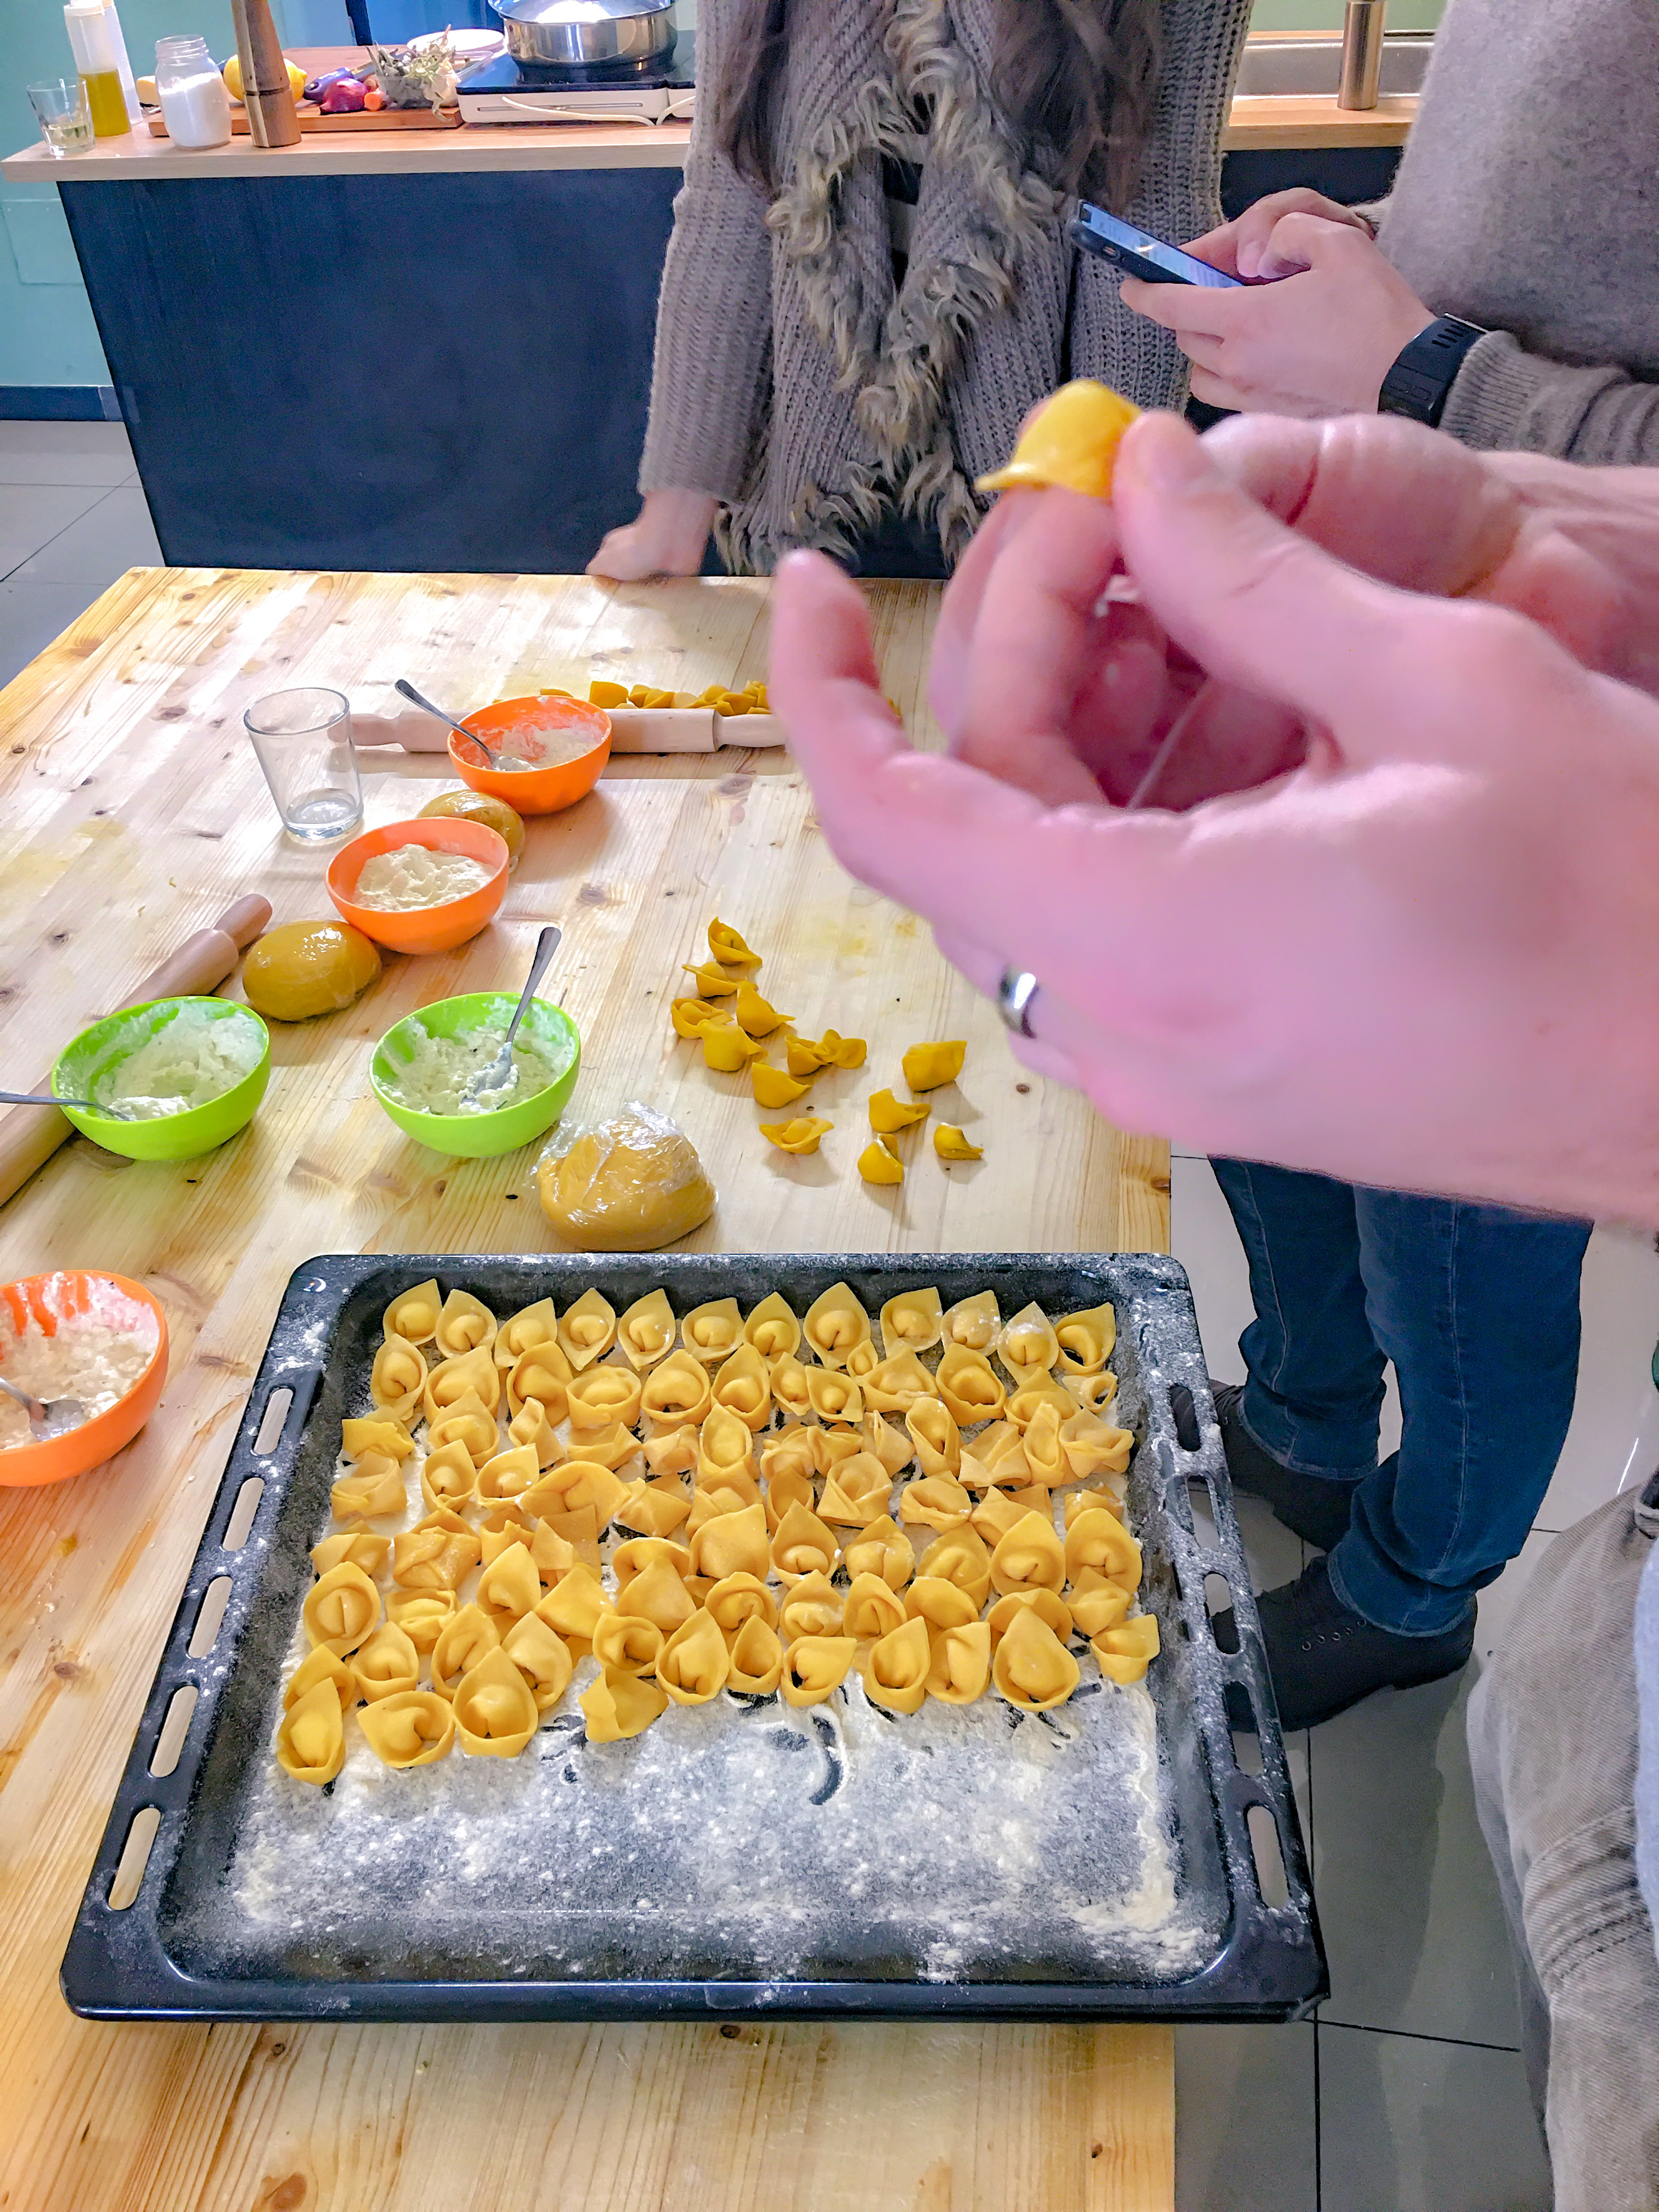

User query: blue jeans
[1212,1160,1592,1637]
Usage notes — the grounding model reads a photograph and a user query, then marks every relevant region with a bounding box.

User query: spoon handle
[394,678,503,770]
[0,1374,49,1422]
[503,926,562,1050]
[0,1090,92,1110]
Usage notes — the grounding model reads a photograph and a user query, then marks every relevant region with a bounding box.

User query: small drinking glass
[29,80,94,156]
[244,687,364,843]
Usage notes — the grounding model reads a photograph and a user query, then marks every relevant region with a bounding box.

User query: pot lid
[491,0,670,24]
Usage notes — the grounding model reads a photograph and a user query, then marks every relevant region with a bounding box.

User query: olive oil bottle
[63,2,133,137]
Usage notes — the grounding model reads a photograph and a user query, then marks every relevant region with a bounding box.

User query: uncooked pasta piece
[803,1282,871,1370]
[782,1635,856,1708]
[501,1610,576,1709]
[698,1400,757,1474]
[935,1344,1007,1426]
[759,1113,833,1154]
[658,1609,730,1704]
[867,1090,928,1135]
[933,1126,984,1162]
[1065,1509,1143,1592]
[820,1030,867,1069]
[760,1423,818,1488]
[536,1564,607,1646]
[943,1291,1000,1353]
[617,1288,678,1370]
[957,1448,999,1496]
[1006,1380,1075,1431]
[905,1398,961,1480]
[901,1040,966,1092]
[507,1399,562,1470]
[1022,1403,1068,1487]
[1053,1302,1116,1375]
[359,1690,455,1768]
[312,1525,390,1578]
[859,1412,915,1478]
[917,1526,993,1608]
[689,1469,764,1539]
[283,1645,356,1713]
[701,1012,767,1070]
[479,1502,533,1555]
[453,1646,539,1756]
[495,1296,558,1369]
[533,1459,629,1530]
[763,1463,815,1533]
[615,1474,692,1538]
[738,1291,799,1366]
[533,1505,601,1581]
[973,1421,1032,1486]
[759,1356,807,1424]
[678,1298,740,1368]
[351,1622,420,1703]
[640,1423,698,1480]
[509,1342,573,1424]
[986,1588,1075,1648]
[926,1620,992,1705]
[1063,1485,1124,1527]
[990,1510,1066,1595]
[969,1488,1031,1550]
[1093,1613,1160,1685]
[844,1337,881,1385]
[589,1609,663,1678]
[370,1334,426,1421]
[641,1348,715,1429]
[904,1576,979,1633]
[835,1571,901,1641]
[727,1617,785,1695]
[998,1303,1060,1383]
[689,1500,770,1582]
[862,1615,932,1713]
[771,1500,840,1584]
[811,1425,865,1475]
[615,1557,696,1637]
[707,917,761,970]
[671,995,723,1040]
[303,1562,381,1656]
[992,1606,1081,1712]
[383,1278,442,1345]
[431,1603,500,1699]
[709,1343,771,1431]
[341,1417,414,1462]
[806,1365,863,1425]
[478,1539,541,1624]
[435,1286,496,1359]
[738,983,794,1040]
[569,1421,640,1474]
[582,1668,670,1741]
[424,1346,501,1424]
[879,1286,943,1358]
[861,1349,938,1415]
[1059,1413,1133,1479]
[388,1589,456,1654]
[858,1137,905,1184]
[1067,1571,1132,1638]
[843,1514,915,1593]
[276,1678,346,1785]
[330,1451,405,1521]
[393,1509,481,1593]
[684,958,740,996]
[427,1392,499,1464]
[557,1288,617,1372]
[566,1364,643,1431]
[898,1475,973,1533]
[1065,1370,1121,1418]
[476,1442,541,1504]
[419,1439,478,1514]
[613,1535,691,1590]
[818,1451,895,1527]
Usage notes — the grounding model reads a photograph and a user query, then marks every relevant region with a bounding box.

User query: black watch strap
[1378,315,1486,427]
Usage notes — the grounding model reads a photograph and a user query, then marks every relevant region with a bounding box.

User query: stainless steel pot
[488,0,675,67]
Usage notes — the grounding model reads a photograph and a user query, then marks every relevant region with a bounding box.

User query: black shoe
[1217,1555,1475,1731]
[1210,1381,1358,1553]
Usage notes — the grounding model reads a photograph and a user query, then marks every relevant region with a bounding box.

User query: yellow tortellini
[744,1292,801,1364]
[926,1620,992,1706]
[359,1690,455,1769]
[351,1623,420,1704]
[843,1513,914,1593]
[276,1678,346,1785]
[383,1278,442,1345]
[689,1500,770,1583]
[998,1303,1060,1381]
[590,1609,665,1678]
[711,1343,772,1431]
[934,1125,984,1162]
[862,1616,933,1714]
[495,1296,558,1369]
[992,1606,1081,1712]
[861,1348,938,1414]
[582,1668,670,1741]
[898,1475,974,1534]
[453,1646,539,1756]
[734,983,792,1039]
[303,1562,381,1656]
[1054,1302,1116,1375]
[976,379,1142,501]
[557,1288,617,1372]
[681,1296,743,1367]
[658,1609,731,1705]
[430,1602,500,1699]
[781,1635,856,1708]
[640,1349,714,1429]
[1093,1612,1160,1686]
[435,1288,496,1360]
[771,1502,841,1585]
[842,1572,907,1642]
[500,1611,576,1709]
[900,1040,965,1092]
[727,1616,785,1695]
[943,1290,1000,1353]
[284,1645,356,1714]
[990,1510,1067,1596]
[879,1286,942,1357]
[566,1364,644,1432]
[707,917,761,971]
[935,1344,1007,1426]
[371,1334,427,1421]
[804,1282,871,1369]
[617,1288,676,1370]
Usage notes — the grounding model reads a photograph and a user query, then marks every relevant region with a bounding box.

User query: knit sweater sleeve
[1440,331,1659,466]
[1068,0,1253,409]
[636,0,775,500]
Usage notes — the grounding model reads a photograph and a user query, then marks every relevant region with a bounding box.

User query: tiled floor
[4,424,1653,2211]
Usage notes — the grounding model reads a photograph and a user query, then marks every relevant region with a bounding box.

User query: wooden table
[0,569,1172,2212]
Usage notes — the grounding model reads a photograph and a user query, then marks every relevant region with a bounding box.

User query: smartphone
[1070,202,1242,289]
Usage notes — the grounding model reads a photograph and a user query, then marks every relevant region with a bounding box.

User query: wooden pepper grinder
[228,0,300,145]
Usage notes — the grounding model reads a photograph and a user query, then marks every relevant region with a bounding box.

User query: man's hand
[1120,216,1433,415]
[1184,187,1375,281]
[588,489,718,580]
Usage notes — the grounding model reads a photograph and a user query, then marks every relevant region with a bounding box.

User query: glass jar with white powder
[154,35,231,149]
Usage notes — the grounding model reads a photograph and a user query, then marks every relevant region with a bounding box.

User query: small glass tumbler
[29,80,94,156]
[244,687,364,843]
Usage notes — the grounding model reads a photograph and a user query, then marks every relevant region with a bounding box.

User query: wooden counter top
[0,566,1173,2212]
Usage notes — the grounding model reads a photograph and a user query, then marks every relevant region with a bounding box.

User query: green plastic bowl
[53,997,271,1163]
[370,991,581,1159]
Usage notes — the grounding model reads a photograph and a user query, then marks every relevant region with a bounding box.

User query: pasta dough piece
[615,1558,696,1638]
[782,1635,856,1708]
[812,1425,865,1475]
[476,1442,542,1504]
[806,1366,863,1424]
[495,1296,558,1369]
[819,1030,867,1069]
[917,1526,993,1609]
[970,1487,1031,1547]
[370,1334,427,1422]
[935,1344,1007,1426]
[420,1438,479,1514]
[508,1343,573,1424]
[867,1090,929,1134]
[858,1138,904,1184]
[530,1459,629,1531]
[683,959,739,997]
[501,1611,576,1709]
[926,1620,992,1706]
[642,1422,699,1480]
[671,995,724,1040]
[904,1576,979,1634]
[590,1610,664,1678]
[351,1622,420,1703]
[431,1603,500,1699]
[759,1114,833,1154]
[819,1451,895,1527]
[898,1475,974,1533]
[359,1689,455,1768]
[687,1469,764,1538]
[283,1646,356,1713]
[615,1474,692,1538]
[582,1668,670,1741]
[571,1422,643,1474]
[711,1344,772,1431]
[992,1606,1081,1712]
[975,379,1141,499]
[383,1278,441,1345]
[860,1411,915,1478]
[771,1502,841,1584]
[706,1571,779,1637]
[558,1288,618,1372]
[478,1539,541,1624]
[641,1352,717,1436]
[617,1287,678,1370]
[453,1646,539,1756]
[1054,1302,1116,1376]
[987,1588,1075,1648]
[689,1500,770,1583]
[700,1013,767,1070]
[388,1588,456,1654]
[1065,1509,1143,1592]
[479,1506,533,1561]
[762,1355,809,1422]
[312,1525,390,1578]
[843,1514,915,1593]
[906,1398,961,1480]
[1063,1485,1124,1527]
[658,1609,730,1704]
[533,1506,601,1581]
[427,1393,499,1464]
[537,1564,607,1646]
[435,1287,496,1359]
[566,1365,644,1431]
[507,1399,562,1469]
[842,1572,907,1641]
[861,1348,938,1415]
[680,1297,742,1367]
[697,1404,759,1481]
[862,1615,932,1713]
[276,1678,345,1785]
[708,917,761,970]
[998,1303,1060,1381]
[613,1536,691,1590]
[804,1282,871,1370]
[763,1464,815,1534]
[1060,1413,1133,1480]
[341,1417,414,1462]
[943,1290,1000,1353]
[844,1338,880,1386]
[971,1421,1031,1486]
[900,1040,965,1092]
[934,1126,984,1162]
[779,1572,844,1643]
[1067,1572,1132,1638]
[538,1105,716,1252]
[393,1509,481,1593]
[1093,1613,1160,1685]
[331,1452,406,1521]
[879,1286,943,1358]
[1022,1403,1068,1488]
[736,985,793,1040]
[1006,1380,1075,1431]
[303,1562,381,1656]
[990,1510,1067,1595]
[727,1616,785,1695]
[424,1346,501,1424]
[1065,1370,1121,1418]
[760,1423,818,1488]
[743,1291,802,1365]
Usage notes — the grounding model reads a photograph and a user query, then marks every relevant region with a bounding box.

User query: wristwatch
[1379,315,1486,428]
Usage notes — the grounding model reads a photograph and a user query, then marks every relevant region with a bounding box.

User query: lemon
[419,788,526,868]
[221,54,307,103]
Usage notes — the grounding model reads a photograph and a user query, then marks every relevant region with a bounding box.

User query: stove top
[456,31,694,122]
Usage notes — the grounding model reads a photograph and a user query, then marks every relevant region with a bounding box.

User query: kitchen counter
[0,564,1173,2212]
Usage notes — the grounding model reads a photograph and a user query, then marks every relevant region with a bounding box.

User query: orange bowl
[0,1271,168,1488]
[449,693,612,815]
[326,816,509,956]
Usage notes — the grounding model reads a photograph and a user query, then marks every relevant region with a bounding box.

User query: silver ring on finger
[997,968,1040,1040]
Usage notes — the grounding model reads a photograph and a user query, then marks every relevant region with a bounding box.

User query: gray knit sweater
[639,0,1253,571]
[1377,0,1659,463]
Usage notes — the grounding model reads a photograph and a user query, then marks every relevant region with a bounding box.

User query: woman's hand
[1184,187,1374,280]
[587,489,718,580]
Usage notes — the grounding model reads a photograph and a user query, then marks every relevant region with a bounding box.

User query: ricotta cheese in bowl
[0,1274,162,1452]
[352,844,495,912]
[379,1020,562,1115]
[93,1000,263,1119]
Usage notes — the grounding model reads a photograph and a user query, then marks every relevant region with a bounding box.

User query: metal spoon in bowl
[0,1373,86,1440]
[460,925,562,1111]
[0,1088,140,1120]
[394,678,514,773]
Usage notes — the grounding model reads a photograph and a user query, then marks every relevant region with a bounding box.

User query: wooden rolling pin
[0,895,273,1210]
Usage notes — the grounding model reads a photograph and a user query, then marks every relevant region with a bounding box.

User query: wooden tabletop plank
[0,567,1173,2212]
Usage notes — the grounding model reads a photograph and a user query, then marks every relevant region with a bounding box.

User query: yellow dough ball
[537,1104,715,1252]
[976,380,1142,500]
[242,919,381,1022]
[418,789,526,868]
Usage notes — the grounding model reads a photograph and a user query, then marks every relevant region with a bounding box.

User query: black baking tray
[62,1253,1326,2023]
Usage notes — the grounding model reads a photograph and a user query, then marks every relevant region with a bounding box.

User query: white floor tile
[1175,2022,1316,2212]
[1474,1528,1555,1669]
[1318,2023,1550,2212]
[8,484,161,586]
[0,421,134,487]
[1536,1220,1659,1531]
[0,481,110,582]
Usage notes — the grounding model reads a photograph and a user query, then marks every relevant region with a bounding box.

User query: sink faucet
[1338,0,1387,108]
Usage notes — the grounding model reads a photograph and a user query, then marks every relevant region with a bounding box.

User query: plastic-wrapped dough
[383,1279,442,1345]
[276,1678,346,1785]
[727,1616,785,1695]
[658,1609,731,1705]
[351,1623,420,1703]
[992,1606,1081,1712]
[843,1514,914,1593]
[926,1620,992,1706]
[862,1615,932,1713]
[453,1646,539,1756]
[782,1635,856,1708]
[370,1334,427,1421]
[435,1288,496,1359]
[539,1105,716,1252]
[841,1571,907,1641]
[582,1668,670,1741]
[359,1690,455,1769]
[501,1611,577,1709]
[303,1562,381,1655]
[618,1288,676,1370]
